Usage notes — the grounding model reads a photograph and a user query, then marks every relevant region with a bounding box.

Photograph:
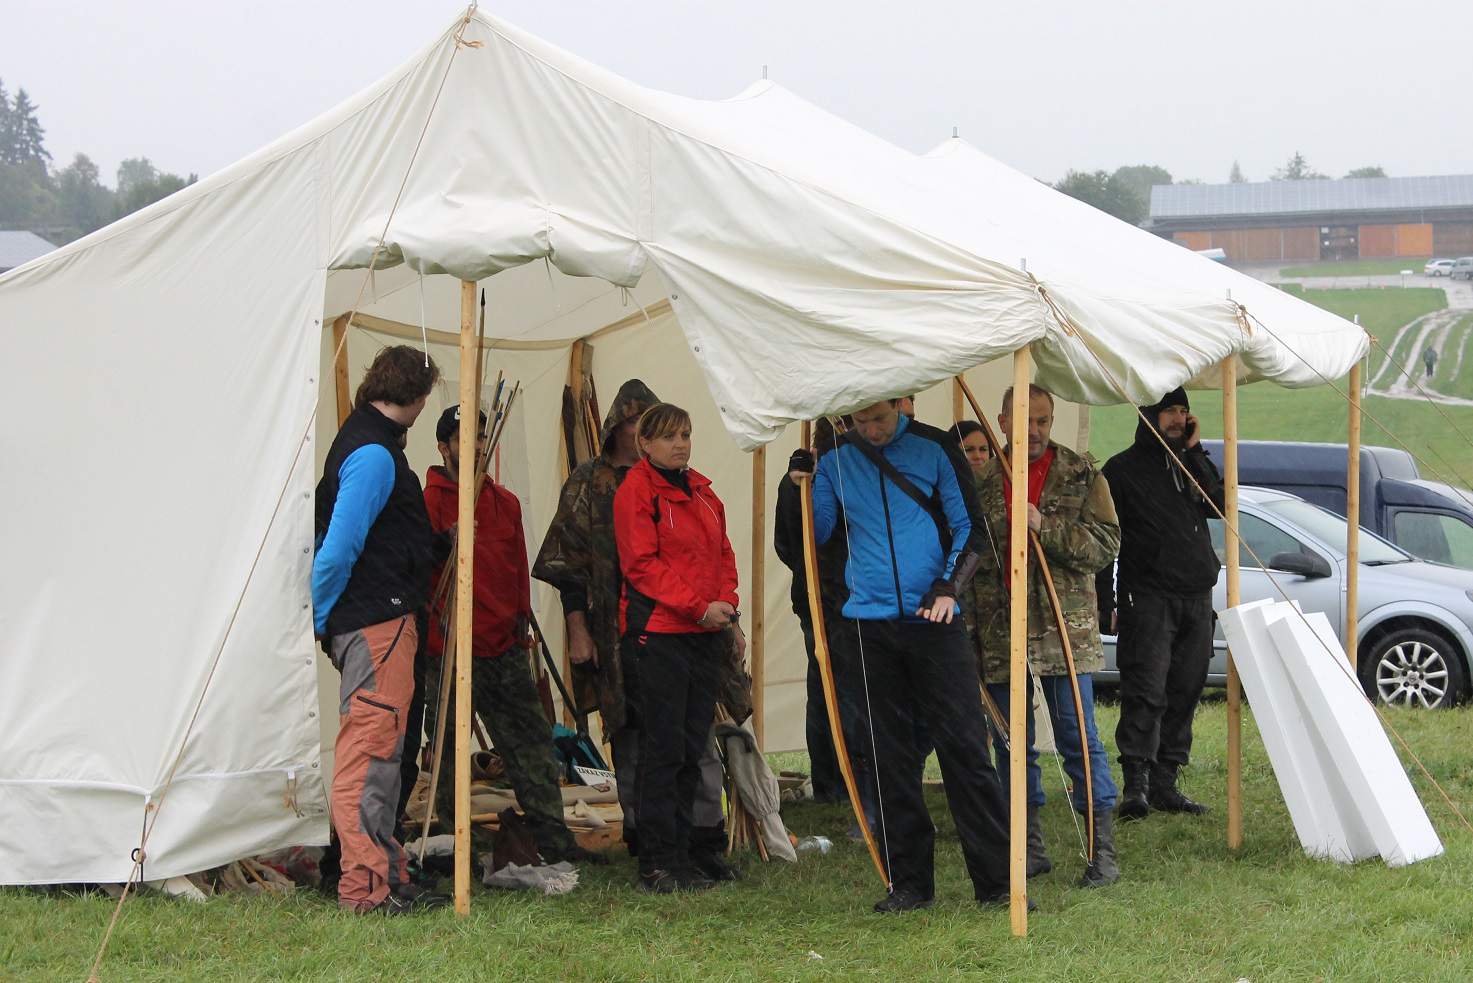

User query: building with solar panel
[1147,175,1473,264]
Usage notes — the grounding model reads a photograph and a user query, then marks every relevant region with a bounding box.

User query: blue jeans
[986,673,1117,813]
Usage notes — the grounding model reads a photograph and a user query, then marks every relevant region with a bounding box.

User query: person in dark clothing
[614,403,744,894]
[773,418,849,805]
[788,399,1012,914]
[1096,386,1224,821]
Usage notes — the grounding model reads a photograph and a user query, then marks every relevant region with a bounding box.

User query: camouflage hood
[599,379,660,454]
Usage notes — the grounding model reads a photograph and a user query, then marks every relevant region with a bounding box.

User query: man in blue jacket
[790,399,1012,913]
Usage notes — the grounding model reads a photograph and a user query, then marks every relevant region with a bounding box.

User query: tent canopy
[0,8,1365,884]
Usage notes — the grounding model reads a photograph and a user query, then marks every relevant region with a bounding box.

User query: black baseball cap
[436,405,488,443]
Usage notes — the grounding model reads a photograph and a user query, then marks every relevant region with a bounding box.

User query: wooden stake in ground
[1346,358,1363,669]
[749,445,766,748]
[454,280,477,916]
[1007,347,1030,937]
[1223,358,1242,852]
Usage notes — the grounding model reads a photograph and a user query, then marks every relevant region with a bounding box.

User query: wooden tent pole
[560,339,590,727]
[453,280,478,916]
[750,445,767,748]
[1008,347,1030,937]
[331,314,352,426]
[1346,359,1363,669]
[952,376,964,425]
[1223,358,1243,851]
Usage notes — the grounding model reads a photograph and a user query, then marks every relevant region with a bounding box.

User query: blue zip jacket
[812,414,980,621]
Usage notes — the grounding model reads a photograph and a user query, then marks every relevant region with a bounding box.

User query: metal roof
[1150,174,1473,220]
[0,230,54,271]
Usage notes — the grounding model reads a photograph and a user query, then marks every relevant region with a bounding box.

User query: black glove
[788,448,815,476]
[918,578,957,613]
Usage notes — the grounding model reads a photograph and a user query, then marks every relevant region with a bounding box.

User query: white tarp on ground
[0,8,1368,884]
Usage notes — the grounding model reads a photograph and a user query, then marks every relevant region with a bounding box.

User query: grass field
[4,702,1473,981]
[1279,258,1433,278]
[1087,286,1473,491]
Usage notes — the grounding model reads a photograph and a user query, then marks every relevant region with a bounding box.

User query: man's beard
[1161,427,1187,450]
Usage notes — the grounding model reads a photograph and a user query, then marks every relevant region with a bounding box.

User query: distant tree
[1054,169,1147,224]
[0,159,55,228]
[54,153,115,236]
[114,157,196,219]
[1273,152,1328,181]
[1345,166,1387,179]
[1229,160,1246,183]
[7,89,49,165]
[1111,164,1172,211]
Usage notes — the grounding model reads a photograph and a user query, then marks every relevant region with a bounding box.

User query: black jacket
[773,474,849,621]
[315,404,435,636]
[1096,416,1225,606]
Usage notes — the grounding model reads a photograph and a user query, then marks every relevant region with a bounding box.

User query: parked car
[1099,486,1473,708]
[1451,257,1473,281]
[1199,440,1473,569]
[1424,258,1455,277]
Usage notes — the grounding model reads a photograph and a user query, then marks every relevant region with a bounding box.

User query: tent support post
[952,376,964,425]
[331,314,352,427]
[1223,358,1242,852]
[453,280,478,916]
[750,445,766,748]
[1008,347,1030,937]
[1346,360,1362,668]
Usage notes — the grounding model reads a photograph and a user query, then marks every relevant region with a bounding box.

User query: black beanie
[1140,386,1189,417]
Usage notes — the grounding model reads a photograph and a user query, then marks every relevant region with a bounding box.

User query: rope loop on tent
[454,5,484,48]
[1046,300,1473,836]
[1026,274,1078,338]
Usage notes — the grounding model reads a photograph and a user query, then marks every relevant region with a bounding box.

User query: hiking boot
[873,888,934,913]
[691,852,741,882]
[1026,804,1052,878]
[1079,810,1120,888]
[976,889,1037,912]
[637,868,681,894]
[392,881,452,911]
[1149,765,1209,815]
[675,866,715,892]
[1116,761,1150,822]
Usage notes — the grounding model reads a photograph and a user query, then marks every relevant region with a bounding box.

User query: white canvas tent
[0,8,1367,886]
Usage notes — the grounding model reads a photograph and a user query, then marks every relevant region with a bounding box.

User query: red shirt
[423,466,532,658]
[1002,446,1056,542]
[613,458,739,634]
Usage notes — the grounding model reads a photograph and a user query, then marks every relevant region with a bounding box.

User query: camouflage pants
[421,647,576,856]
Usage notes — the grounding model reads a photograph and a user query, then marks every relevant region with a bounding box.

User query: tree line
[1054,153,1388,226]
[1,79,196,245]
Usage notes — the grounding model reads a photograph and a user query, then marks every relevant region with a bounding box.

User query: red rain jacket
[423,466,532,658]
[613,457,739,635]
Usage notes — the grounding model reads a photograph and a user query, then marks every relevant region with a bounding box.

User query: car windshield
[1260,498,1409,563]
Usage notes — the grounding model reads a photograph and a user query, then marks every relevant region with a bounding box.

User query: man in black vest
[313,345,447,914]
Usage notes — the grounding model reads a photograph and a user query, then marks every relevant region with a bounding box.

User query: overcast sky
[7,0,1472,189]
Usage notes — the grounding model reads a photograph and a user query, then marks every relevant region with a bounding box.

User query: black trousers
[799,615,844,802]
[1114,591,1214,768]
[630,631,723,872]
[830,618,1010,901]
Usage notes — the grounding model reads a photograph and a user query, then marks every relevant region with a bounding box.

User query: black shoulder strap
[843,431,951,551]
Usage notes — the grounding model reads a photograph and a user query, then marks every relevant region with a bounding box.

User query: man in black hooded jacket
[1096,387,1223,820]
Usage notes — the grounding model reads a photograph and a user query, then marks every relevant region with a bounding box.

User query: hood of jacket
[1133,385,1190,452]
[599,379,661,453]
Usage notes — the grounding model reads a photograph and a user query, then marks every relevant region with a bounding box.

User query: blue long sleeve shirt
[311,444,396,635]
[812,414,973,621]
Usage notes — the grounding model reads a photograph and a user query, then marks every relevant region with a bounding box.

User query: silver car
[1099,486,1473,708]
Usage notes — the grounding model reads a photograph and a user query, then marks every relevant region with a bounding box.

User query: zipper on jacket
[877,464,906,619]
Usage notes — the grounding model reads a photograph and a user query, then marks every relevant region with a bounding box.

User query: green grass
[1279,258,1432,278]
[1087,286,1473,490]
[1431,312,1473,401]
[5,703,1473,981]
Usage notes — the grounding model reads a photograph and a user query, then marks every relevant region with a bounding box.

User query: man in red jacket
[421,405,602,866]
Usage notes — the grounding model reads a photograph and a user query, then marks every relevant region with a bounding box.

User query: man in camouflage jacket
[969,384,1122,888]
[533,379,741,865]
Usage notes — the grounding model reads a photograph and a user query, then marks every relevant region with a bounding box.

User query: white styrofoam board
[1219,600,1372,862]
[1266,608,1444,867]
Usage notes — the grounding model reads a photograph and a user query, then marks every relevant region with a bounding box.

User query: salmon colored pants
[329,615,415,911]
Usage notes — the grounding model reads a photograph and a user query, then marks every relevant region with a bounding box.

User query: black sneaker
[873,888,933,913]
[691,853,741,882]
[392,882,452,912]
[637,869,682,894]
[676,866,715,892]
[976,889,1038,912]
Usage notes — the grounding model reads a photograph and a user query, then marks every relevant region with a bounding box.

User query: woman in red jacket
[613,403,743,893]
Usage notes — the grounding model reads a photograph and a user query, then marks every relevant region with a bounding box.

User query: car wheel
[1362,627,1467,708]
